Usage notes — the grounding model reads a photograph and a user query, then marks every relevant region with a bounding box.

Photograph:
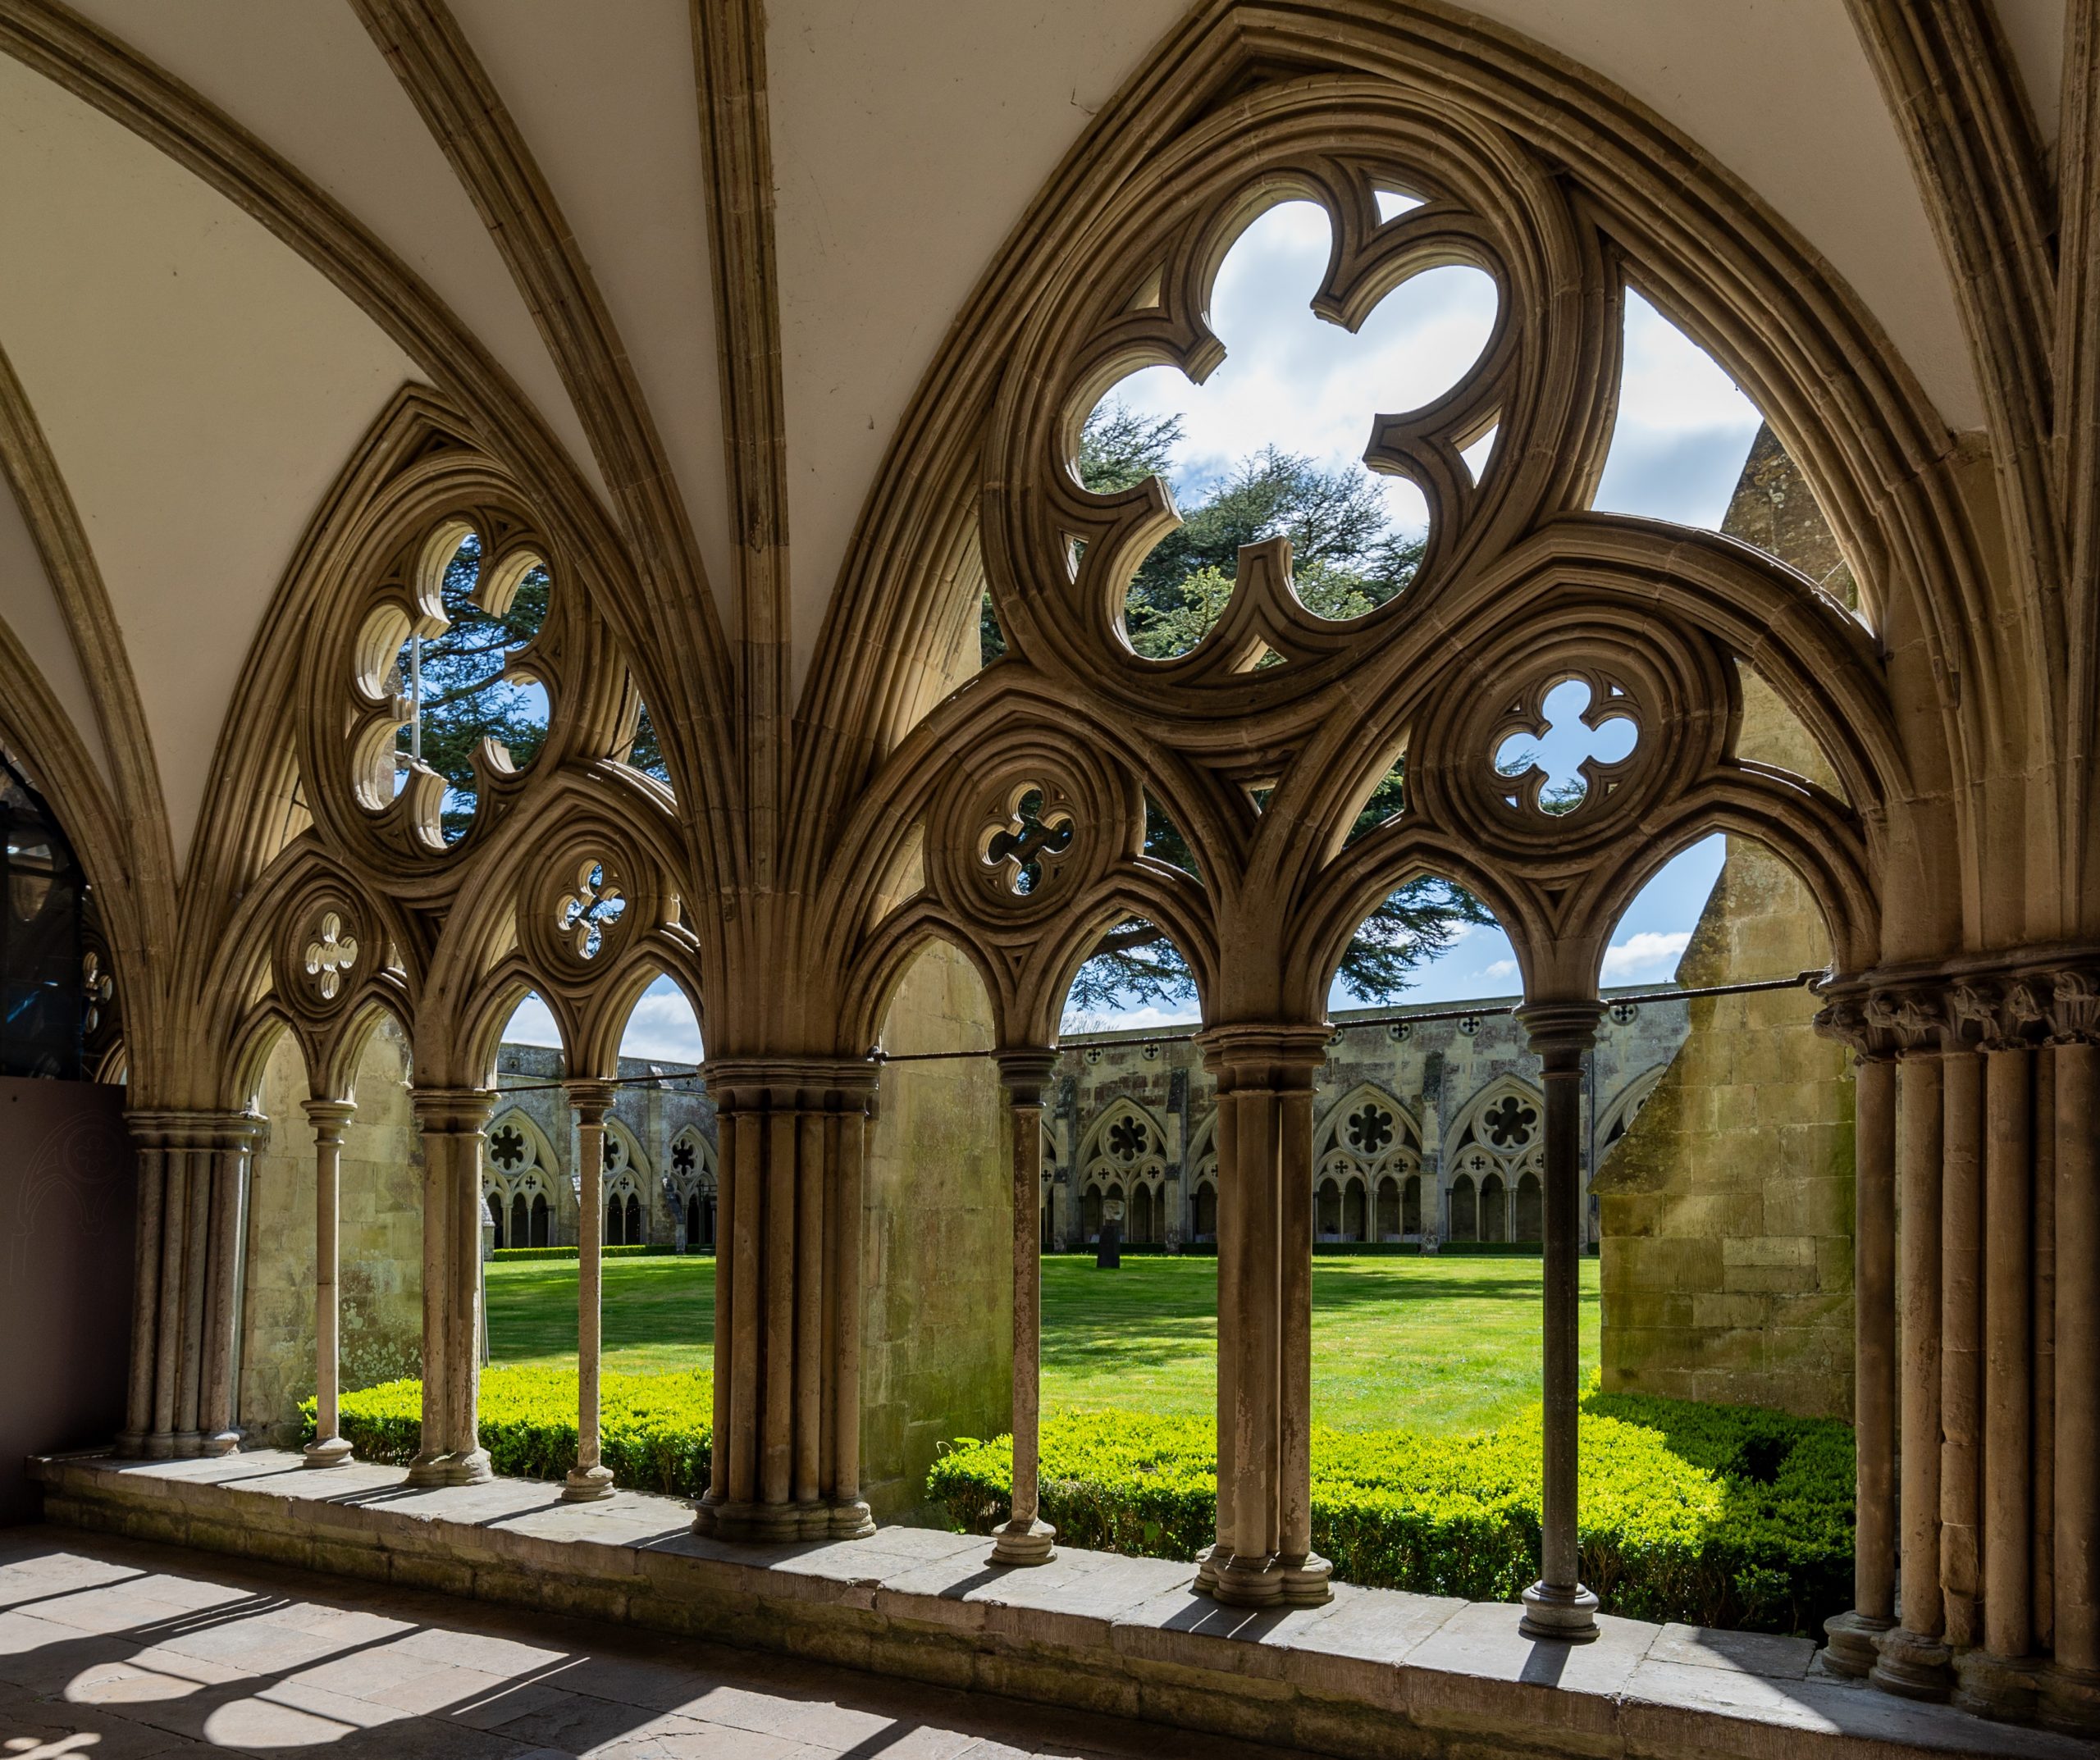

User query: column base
[560,1464,615,1502]
[1868,1626,1952,1700]
[302,1437,354,1470]
[1518,1579,1600,1644]
[691,1493,840,1542]
[2042,1663,2100,1735]
[1821,1609,1895,1679]
[143,1432,176,1461]
[113,1432,146,1457]
[203,1430,242,1458]
[988,1517,1057,1566]
[1953,1652,2043,1721]
[171,1431,203,1459]
[1193,1544,1331,1607]
[404,1450,450,1488]
[444,1448,493,1487]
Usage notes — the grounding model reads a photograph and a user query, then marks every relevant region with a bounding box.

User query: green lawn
[485,1252,1598,1435]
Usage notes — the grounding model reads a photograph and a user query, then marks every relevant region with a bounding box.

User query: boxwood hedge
[300,1365,713,1498]
[926,1384,1852,1636]
[488,1244,678,1262]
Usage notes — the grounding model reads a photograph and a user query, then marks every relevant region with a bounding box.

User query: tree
[1019,404,1495,1014]
[395,533,550,841]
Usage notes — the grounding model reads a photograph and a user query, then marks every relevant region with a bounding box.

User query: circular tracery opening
[1493,677,1638,816]
[386,525,552,844]
[1077,200,1500,659]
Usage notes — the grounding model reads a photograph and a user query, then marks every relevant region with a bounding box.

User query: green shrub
[926,1387,1851,1635]
[489,1244,681,1262]
[300,1366,713,1498]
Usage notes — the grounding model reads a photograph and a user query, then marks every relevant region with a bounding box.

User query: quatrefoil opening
[1107,1117,1150,1160]
[1346,1104,1395,1154]
[979,786,1075,898]
[303,911,359,1002]
[1483,1097,1537,1149]
[488,1123,529,1172]
[1493,677,1638,818]
[557,859,628,960]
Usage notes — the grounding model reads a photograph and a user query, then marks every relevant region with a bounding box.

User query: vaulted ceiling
[0,0,2067,872]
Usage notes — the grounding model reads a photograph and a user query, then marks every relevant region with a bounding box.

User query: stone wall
[1592,426,1857,1420]
[1052,992,1687,1252]
[861,939,1011,1523]
[238,1016,425,1445]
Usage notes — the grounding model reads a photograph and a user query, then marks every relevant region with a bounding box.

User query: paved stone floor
[0,1525,1310,1759]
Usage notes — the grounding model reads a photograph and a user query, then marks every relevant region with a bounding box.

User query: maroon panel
[0,1077,132,1525]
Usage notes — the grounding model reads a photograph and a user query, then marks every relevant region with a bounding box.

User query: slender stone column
[564,1081,617,1501]
[2034,1046,2056,1652]
[1959,1025,2039,1718]
[1874,1032,1952,1698]
[303,1101,356,1468]
[409,1088,495,1485]
[2048,974,2100,1735]
[173,1139,212,1455]
[992,1050,1057,1566]
[1941,1042,1984,1649]
[1517,1001,1603,1643]
[199,1119,258,1455]
[693,1059,877,1542]
[1193,1023,1331,1608]
[117,1138,166,1455]
[148,1138,189,1457]
[1825,1031,1897,1676]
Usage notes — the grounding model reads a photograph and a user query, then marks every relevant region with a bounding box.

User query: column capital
[1513,999,1603,1063]
[1194,1021,1329,1091]
[411,1086,495,1133]
[564,1078,619,1123]
[994,1047,1058,1107]
[302,1099,356,1145]
[703,1056,879,1111]
[2045,964,2100,1045]
[1947,976,2050,1052]
[126,1109,262,1151]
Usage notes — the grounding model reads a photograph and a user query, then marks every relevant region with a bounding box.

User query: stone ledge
[27,1451,2093,1760]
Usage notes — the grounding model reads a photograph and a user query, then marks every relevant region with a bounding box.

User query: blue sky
[509,199,1768,1060]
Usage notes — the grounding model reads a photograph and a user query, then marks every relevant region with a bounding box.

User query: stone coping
[28,1450,2093,1760]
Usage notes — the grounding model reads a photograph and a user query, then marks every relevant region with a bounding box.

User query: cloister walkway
[20,1452,2093,1760]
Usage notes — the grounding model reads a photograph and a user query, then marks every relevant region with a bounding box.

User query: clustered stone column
[992,1049,1057,1566]
[407,1087,495,1487]
[1514,1001,1603,1644]
[693,1059,877,1542]
[1193,1024,1331,1608]
[1815,1001,1899,1674]
[1817,967,2100,1735]
[301,1100,357,1469]
[564,1079,618,1502]
[117,1111,260,1460]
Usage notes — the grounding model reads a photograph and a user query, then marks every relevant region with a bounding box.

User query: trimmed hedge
[301,1365,713,1498]
[489,1243,682,1262]
[926,1385,1851,1636]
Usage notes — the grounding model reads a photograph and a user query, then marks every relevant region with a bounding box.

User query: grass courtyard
[484,1252,1599,1434]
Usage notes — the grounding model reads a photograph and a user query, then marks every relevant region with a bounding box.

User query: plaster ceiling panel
[62,0,607,505]
[765,0,1190,691]
[0,57,417,866]
[0,466,108,792]
[449,0,733,617]
[1993,0,2066,146]
[1463,1,1985,432]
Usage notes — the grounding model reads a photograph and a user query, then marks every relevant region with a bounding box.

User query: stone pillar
[1956,980,2044,1720]
[408,1088,494,1486]
[116,1137,166,1455]
[302,1101,356,1468]
[1874,1007,1952,1698]
[564,1080,616,1502]
[2048,973,2100,1735]
[694,1059,877,1542]
[992,1050,1057,1566]
[1194,1024,1331,1608]
[124,1112,258,1460]
[1941,1037,1984,1649]
[1517,1001,1603,1643]
[1819,997,1898,1675]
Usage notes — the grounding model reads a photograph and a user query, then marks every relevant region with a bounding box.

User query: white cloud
[619,981,704,1064]
[1061,1001,1198,1037]
[500,992,563,1051]
[1481,958,1518,980]
[1601,932,1691,983]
